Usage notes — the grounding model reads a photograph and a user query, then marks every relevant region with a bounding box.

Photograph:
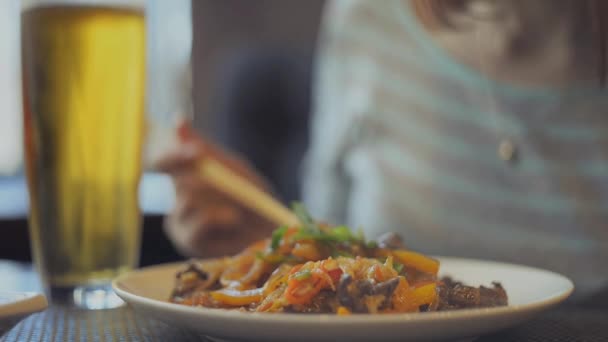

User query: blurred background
[0,0,324,265]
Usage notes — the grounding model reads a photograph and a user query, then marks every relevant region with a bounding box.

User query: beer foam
[22,0,145,11]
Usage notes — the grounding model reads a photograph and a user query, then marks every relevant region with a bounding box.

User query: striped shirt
[302,0,608,298]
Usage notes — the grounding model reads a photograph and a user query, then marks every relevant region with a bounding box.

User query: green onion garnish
[293,269,312,281]
[270,226,288,251]
[393,262,405,273]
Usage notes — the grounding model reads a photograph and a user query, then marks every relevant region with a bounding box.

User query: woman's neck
[426,0,598,86]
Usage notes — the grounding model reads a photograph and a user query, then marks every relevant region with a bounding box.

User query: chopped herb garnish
[393,262,405,273]
[271,226,288,251]
[329,226,357,242]
[293,225,364,244]
[356,228,365,241]
[292,202,320,234]
[366,240,378,249]
[289,203,377,252]
[293,269,312,281]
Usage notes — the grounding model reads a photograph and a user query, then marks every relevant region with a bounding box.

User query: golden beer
[21,4,145,305]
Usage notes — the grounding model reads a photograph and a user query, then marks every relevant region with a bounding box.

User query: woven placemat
[2,306,607,341]
[1,305,207,342]
[477,309,608,342]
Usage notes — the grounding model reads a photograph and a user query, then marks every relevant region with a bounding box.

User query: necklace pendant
[498,139,517,163]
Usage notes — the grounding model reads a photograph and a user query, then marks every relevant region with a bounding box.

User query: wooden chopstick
[197,158,299,227]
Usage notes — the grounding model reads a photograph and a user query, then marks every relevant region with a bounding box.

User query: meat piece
[419,304,431,312]
[172,263,210,298]
[176,263,209,280]
[370,277,400,297]
[337,274,401,313]
[435,283,452,310]
[449,285,482,308]
[449,284,508,308]
[479,283,508,307]
[377,233,405,249]
[337,275,374,313]
[337,274,358,310]
[441,276,461,288]
[284,290,339,313]
[435,277,508,310]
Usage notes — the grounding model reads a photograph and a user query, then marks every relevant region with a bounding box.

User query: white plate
[0,292,48,336]
[113,257,574,342]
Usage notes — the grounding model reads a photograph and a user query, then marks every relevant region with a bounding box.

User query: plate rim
[0,292,48,319]
[112,256,574,324]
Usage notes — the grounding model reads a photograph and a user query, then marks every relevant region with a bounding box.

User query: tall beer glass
[21,0,145,309]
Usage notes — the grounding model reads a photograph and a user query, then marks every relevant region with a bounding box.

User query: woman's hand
[155,121,276,258]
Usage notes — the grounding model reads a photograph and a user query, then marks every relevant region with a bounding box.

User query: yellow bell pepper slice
[210,288,264,306]
[391,250,439,275]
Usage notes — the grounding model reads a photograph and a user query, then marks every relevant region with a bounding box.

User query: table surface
[2,260,607,342]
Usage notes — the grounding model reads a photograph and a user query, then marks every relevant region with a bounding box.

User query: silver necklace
[472,9,518,164]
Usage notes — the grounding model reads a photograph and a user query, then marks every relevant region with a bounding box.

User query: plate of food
[113,206,573,341]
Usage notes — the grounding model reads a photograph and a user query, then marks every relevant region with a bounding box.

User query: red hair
[411,0,608,85]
